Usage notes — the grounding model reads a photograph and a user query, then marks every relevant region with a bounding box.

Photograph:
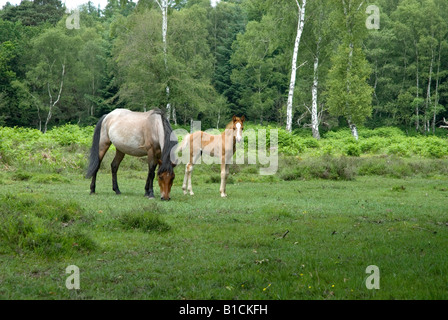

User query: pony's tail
[86,115,106,178]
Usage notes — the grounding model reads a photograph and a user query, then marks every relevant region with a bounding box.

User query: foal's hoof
[221,193,227,198]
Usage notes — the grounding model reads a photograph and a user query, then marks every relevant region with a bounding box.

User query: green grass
[1,166,448,300]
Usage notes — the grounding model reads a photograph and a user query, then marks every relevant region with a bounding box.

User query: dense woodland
[0,0,447,138]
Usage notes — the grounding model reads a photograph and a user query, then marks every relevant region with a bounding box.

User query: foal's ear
[241,115,246,122]
[232,115,237,122]
[158,159,162,166]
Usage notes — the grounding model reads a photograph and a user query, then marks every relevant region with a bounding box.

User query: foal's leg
[219,162,230,198]
[182,163,190,195]
[186,152,201,196]
[111,150,125,195]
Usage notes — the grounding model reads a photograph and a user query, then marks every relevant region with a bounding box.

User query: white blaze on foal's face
[235,123,242,143]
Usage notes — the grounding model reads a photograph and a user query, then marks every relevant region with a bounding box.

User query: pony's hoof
[189,192,194,196]
[221,193,227,198]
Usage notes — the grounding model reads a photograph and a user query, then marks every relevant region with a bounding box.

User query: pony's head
[157,160,175,201]
[232,115,245,143]
[153,108,178,201]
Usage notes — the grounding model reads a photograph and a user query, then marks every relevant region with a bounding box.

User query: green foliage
[0,193,96,257]
[344,143,361,157]
[114,209,171,233]
[0,0,65,26]
[0,125,93,171]
[278,155,356,181]
[326,0,373,129]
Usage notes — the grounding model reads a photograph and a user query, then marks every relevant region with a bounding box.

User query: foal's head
[232,115,245,143]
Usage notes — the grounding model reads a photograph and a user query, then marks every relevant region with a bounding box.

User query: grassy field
[1,164,448,300]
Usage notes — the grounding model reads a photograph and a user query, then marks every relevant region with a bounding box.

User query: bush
[116,210,171,233]
[278,155,356,181]
[344,143,361,157]
[2,124,448,175]
[359,137,386,153]
[0,194,96,257]
[388,143,409,157]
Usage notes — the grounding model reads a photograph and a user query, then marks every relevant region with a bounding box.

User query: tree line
[0,0,447,138]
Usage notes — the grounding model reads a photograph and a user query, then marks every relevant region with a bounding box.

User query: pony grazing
[179,115,245,197]
[86,108,177,200]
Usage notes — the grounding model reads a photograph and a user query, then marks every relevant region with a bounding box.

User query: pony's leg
[145,149,157,198]
[219,162,229,198]
[145,162,157,199]
[90,140,111,195]
[111,150,125,195]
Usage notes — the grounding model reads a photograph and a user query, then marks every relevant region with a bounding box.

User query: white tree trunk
[415,41,420,131]
[342,0,365,140]
[156,0,171,120]
[350,122,359,140]
[425,45,434,133]
[286,0,306,133]
[432,41,442,134]
[311,38,321,140]
[44,63,65,134]
[172,104,177,125]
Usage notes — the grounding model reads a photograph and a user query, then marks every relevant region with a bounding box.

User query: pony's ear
[241,115,246,122]
[158,159,162,166]
[232,115,237,122]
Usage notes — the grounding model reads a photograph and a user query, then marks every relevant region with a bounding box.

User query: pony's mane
[152,108,177,174]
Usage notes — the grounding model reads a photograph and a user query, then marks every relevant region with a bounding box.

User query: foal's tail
[178,133,191,153]
[86,115,106,178]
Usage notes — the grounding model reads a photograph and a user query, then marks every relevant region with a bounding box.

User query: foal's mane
[152,108,177,174]
[225,121,234,130]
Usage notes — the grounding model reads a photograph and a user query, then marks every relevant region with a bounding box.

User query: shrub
[344,143,361,157]
[116,210,171,233]
[388,143,409,157]
[0,194,96,257]
[359,137,387,153]
[278,155,356,181]
[357,158,388,176]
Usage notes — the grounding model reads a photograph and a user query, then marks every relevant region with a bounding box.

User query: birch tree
[326,0,373,140]
[26,28,75,133]
[154,0,173,121]
[286,0,307,132]
[303,0,333,139]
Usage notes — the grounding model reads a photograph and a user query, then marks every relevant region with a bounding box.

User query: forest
[0,0,447,138]
[2,0,448,302]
